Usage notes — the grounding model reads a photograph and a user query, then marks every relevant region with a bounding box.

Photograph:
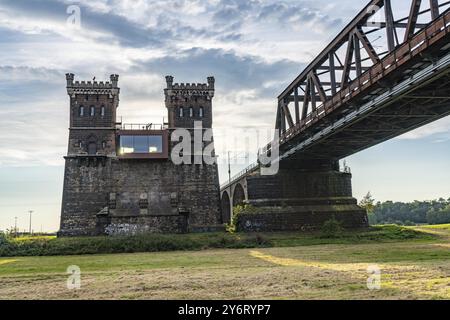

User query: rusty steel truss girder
[276,56,450,163]
[276,0,449,135]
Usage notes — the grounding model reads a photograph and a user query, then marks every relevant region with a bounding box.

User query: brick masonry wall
[109,159,222,228]
[59,157,222,236]
[237,207,369,232]
[247,169,354,203]
[166,96,213,129]
[70,94,117,128]
[234,167,368,232]
[105,215,188,235]
[67,129,116,156]
[60,158,112,236]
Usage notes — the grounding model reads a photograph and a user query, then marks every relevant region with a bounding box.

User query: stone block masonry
[221,166,368,232]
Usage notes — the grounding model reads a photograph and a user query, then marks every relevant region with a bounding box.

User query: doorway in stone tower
[88,142,97,155]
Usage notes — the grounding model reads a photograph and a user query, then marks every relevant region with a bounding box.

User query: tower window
[179,107,184,118]
[79,106,84,116]
[102,141,107,149]
[189,107,193,118]
[101,106,105,117]
[85,95,89,101]
[199,107,204,118]
[90,106,95,116]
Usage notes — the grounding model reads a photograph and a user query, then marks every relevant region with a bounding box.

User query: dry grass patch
[0,225,449,300]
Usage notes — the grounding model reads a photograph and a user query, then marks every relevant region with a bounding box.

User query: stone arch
[221,191,231,224]
[232,183,246,207]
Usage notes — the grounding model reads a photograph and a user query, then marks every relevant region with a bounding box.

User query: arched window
[199,107,204,118]
[79,106,84,116]
[90,106,95,116]
[101,106,105,117]
[189,107,193,118]
[102,141,107,149]
[179,107,184,118]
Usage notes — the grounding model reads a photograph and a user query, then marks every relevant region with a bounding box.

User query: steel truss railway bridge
[220,0,450,231]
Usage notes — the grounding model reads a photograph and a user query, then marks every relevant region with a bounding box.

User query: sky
[0,0,449,232]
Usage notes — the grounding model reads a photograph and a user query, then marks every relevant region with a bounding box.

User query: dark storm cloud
[0,0,171,48]
[0,0,244,48]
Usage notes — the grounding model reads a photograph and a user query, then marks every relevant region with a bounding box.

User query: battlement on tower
[164,76,215,97]
[66,73,120,96]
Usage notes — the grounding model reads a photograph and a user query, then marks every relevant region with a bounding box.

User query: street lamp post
[28,210,34,236]
[228,151,231,184]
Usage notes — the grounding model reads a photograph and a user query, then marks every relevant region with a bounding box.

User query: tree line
[359,192,450,225]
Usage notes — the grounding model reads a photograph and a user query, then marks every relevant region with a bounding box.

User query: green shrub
[0,232,273,257]
[0,224,435,257]
[226,204,258,233]
[225,208,240,234]
[254,234,269,246]
[0,232,9,246]
[320,217,344,238]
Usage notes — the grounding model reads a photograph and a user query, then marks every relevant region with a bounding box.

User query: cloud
[398,117,450,140]
[132,47,300,94]
[0,65,64,82]
[256,2,342,32]
[0,0,172,48]
[0,66,67,167]
[0,0,345,54]
[120,47,301,135]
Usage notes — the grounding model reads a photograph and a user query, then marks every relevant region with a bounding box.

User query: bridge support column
[237,162,368,232]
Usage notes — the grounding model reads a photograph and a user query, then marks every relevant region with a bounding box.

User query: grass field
[0,225,449,300]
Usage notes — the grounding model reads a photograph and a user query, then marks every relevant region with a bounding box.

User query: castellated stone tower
[65,73,119,157]
[59,74,223,237]
[165,76,215,129]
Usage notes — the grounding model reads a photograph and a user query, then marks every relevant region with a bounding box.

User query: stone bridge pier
[220,160,368,232]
